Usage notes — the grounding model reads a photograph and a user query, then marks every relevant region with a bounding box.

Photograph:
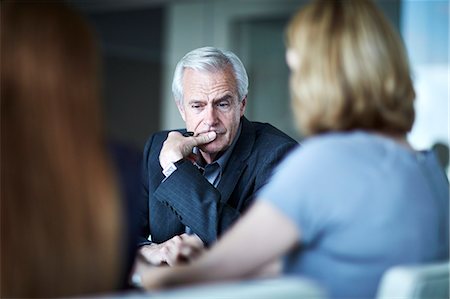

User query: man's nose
[203,104,218,127]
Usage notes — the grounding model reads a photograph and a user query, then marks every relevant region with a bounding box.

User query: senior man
[137,47,297,266]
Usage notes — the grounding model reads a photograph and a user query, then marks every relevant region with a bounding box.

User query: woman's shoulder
[298,131,407,156]
[281,131,403,177]
[290,131,369,158]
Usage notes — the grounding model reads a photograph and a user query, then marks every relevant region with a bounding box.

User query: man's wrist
[162,159,185,177]
[162,162,177,177]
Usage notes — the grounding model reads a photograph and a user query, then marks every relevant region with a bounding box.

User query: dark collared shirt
[193,123,242,187]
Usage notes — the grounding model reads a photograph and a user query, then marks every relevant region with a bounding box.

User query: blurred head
[286,0,415,136]
[1,2,122,297]
[172,47,248,159]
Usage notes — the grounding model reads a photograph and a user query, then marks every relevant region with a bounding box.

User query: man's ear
[240,96,247,117]
[176,100,186,122]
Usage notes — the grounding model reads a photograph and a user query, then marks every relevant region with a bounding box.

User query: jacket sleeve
[137,135,154,247]
[153,160,222,246]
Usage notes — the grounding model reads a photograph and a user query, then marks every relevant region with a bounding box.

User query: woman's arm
[140,199,300,290]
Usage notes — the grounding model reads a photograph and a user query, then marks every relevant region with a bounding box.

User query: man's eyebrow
[216,94,233,102]
[187,99,205,104]
[187,95,233,105]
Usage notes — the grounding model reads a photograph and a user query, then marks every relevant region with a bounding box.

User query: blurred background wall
[70,0,448,175]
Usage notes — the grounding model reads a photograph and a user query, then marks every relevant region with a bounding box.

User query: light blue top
[259,131,449,299]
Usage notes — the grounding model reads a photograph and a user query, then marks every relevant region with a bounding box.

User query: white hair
[171,46,249,104]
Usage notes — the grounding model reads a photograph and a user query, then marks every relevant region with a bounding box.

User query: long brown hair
[1,2,123,297]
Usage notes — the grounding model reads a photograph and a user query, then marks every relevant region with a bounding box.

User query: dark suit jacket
[139,117,297,246]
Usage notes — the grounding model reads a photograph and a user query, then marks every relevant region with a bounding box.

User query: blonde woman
[138,0,449,298]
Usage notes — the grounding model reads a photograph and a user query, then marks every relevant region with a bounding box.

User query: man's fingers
[180,233,204,249]
[159,234,205,266]
[190,131,217,146]
[169,235,182,245]
[165,244,191,266]
[160,131,216,167]
[179,132,216,158]
[180,246,193,257]
[178,243,204,263]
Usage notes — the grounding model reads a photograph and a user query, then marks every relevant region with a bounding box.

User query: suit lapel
[217,117,255,204]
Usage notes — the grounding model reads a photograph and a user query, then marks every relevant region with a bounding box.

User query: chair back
[376,261,449,299]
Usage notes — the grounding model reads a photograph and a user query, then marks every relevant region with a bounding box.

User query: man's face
[177,67,246,159]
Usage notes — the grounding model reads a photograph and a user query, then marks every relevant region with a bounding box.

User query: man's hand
[137,233,205,266]
[159,131,216,170]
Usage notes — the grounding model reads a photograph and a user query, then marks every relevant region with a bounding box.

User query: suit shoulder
[143,130,174,147]
[142,130,172,157]
[252,121,298,146]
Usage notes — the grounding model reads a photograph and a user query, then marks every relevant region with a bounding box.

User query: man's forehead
[182,67,238,95]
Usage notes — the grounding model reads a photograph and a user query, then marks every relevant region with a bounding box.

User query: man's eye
[217,102,230,109]
[191,104,202,109]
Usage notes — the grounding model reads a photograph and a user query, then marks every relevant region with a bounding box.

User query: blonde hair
[286,0,415,136]
[1,3,123,297]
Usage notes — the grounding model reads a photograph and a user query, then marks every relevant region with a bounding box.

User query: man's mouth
[197,129,226,135]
